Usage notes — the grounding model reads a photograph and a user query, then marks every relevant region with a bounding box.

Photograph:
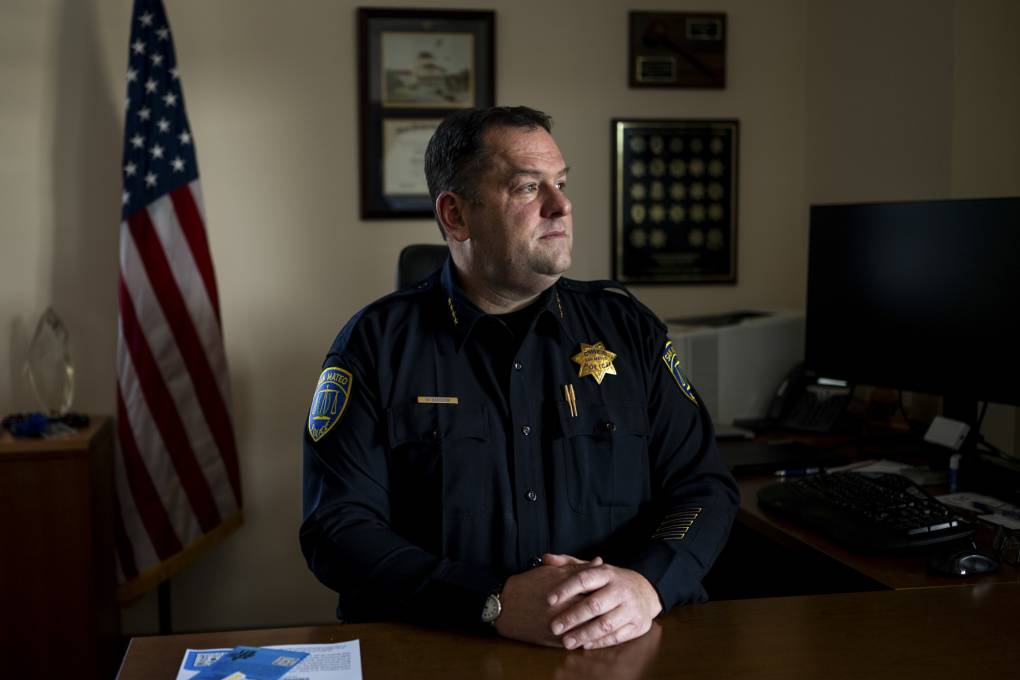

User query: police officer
[301,106,739,650]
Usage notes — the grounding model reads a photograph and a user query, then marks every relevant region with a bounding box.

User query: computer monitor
[804,197,1020,424]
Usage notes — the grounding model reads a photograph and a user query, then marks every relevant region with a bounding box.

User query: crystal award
[25,307,76,416]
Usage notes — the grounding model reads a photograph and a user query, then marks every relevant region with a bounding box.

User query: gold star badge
[571,341,618,385]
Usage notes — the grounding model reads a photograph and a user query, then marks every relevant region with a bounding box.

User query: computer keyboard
[757,471,976,551]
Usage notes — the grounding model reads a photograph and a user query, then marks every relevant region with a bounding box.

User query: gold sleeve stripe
[651,507,702,541]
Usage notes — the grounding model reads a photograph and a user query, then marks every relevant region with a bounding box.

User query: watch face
[482,593,501,623]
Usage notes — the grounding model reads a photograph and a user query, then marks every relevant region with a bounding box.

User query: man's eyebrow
[506,166,571,181]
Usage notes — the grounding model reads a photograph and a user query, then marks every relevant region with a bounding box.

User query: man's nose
[541,185,572,219]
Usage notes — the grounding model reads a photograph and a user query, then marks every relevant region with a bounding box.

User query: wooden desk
[118,584,1017,679]
[0,418,121,680]
[734,473,1020,591]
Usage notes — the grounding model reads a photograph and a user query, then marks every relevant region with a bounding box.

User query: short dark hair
[424,106,553,238]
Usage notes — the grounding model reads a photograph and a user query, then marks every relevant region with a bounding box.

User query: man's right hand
[493,555,603,647]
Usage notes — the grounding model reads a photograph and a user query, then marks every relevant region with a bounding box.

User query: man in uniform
[300,106,739,650]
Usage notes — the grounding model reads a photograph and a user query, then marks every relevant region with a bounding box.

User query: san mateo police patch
[308,367,353,442]
[661,341,698,406]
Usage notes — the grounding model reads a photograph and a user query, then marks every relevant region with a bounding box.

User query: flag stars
[151,53,164,67]
[132,39,146,55]
[162,91,178,107]
[127,68,138,83]
[156,118,171,133]
[122,190,131,205]
[150,143,165,160]
[125,161,138,177]
[139,11,154,27]
[156,27,170,41]
[170,67,180,80]
[138,107,151,121]
[178,130,192,145]
[144,172,158,187]
[144,78,158,93]
[130,133,145,149]
[171,157,186,173]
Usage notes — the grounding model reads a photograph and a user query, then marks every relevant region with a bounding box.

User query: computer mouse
[926,550,1000,577]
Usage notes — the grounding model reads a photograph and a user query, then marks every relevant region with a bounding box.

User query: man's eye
[556,181,567,191]
[519,183,538,193]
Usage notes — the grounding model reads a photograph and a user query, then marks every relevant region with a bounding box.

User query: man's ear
[436,191,470,242]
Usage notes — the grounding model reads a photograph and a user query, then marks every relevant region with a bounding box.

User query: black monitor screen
[805,197,1020,408]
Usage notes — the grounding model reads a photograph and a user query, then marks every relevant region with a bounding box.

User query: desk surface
[736,474,1020,590]
[119,584,1016,680]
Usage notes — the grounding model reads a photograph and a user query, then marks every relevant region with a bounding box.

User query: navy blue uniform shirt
[301,259,739,627]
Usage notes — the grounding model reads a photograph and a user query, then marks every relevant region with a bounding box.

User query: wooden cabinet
[0,417,121,679]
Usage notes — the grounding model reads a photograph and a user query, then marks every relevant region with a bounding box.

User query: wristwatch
[481,592,502,625]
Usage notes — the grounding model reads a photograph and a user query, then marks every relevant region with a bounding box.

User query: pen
[562,384,578,418]
[774,467,823,478]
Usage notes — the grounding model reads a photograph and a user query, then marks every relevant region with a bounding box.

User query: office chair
[396,244,448,290]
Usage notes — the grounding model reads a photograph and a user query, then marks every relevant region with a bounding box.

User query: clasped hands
[493,553,662,650]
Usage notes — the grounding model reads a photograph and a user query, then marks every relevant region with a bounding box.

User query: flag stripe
[112,488,139,581]
[127,209,243,506]
[119,273,223,532]
[170,183,222,324]
[116,310,213,543]
[115,383,185,559]
[145,193,233,452]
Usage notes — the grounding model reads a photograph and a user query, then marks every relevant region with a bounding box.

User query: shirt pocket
[555,400,650,512]
[386,402,492,515]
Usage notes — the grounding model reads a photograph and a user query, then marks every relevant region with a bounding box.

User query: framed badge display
[611,119,738,284]
[358,8,495,219]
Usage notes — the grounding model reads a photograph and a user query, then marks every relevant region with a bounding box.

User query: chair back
[396,244,448,289]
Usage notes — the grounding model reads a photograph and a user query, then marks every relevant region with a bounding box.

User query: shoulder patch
[308,367,353,442]
[661,341,698,405]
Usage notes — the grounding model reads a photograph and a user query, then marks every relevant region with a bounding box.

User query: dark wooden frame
[357,8,495,219]
[611,118,739,285]
[628,11,727,89]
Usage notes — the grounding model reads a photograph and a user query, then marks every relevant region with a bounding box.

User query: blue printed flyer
[191,646,309,680]
[176,640,362,680]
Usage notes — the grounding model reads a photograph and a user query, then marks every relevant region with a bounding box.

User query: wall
[950,0,1020,453]
[0,0,1016,634]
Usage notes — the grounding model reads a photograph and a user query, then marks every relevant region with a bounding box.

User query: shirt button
[521,425,531,436]
[600,421,617,433]
[526,490,538,502]
[513,361,523,370]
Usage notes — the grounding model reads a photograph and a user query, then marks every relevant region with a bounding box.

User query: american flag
[115,0,242,599]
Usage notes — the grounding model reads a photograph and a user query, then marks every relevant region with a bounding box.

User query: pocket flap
[558,401,648,438]
[387,402,489,447]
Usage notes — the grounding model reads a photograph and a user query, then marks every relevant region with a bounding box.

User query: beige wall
[950,0,1020,454]
[1,0,1016,633]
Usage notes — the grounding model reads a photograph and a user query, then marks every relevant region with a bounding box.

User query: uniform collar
[440,258,573,350]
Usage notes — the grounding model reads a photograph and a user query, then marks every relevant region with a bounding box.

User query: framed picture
[629,12,727,88]
[358,8,495,219]
[611,119,739,284]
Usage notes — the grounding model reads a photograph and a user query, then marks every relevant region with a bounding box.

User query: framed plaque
[629,12,726,88]
[611,119,739,284]
[358,8,495,219]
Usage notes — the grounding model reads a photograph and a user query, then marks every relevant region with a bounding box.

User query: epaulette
[558,277,668,333]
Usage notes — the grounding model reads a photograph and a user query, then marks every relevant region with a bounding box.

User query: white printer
[666,310,805,428]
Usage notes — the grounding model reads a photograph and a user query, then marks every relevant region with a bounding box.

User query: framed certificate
[611,119,739,284]
[358,9,495,219]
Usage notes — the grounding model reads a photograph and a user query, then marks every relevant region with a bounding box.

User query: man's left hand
[544,558,663,650]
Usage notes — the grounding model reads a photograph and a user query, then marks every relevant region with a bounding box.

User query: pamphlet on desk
[176,641,362,680]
